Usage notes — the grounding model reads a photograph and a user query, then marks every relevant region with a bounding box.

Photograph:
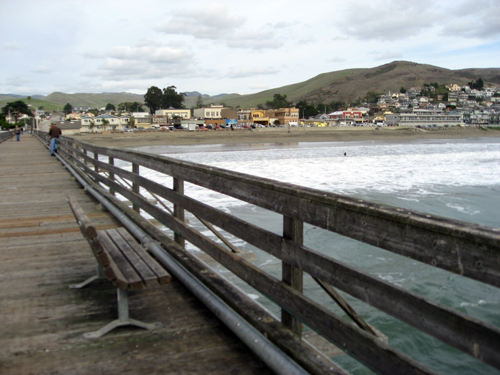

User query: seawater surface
[130,137,500,375]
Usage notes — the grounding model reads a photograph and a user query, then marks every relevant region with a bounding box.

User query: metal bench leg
[69,265,104,289]
[83,288,162,339]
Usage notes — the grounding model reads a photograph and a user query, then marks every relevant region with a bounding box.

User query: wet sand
[71,126,500,148]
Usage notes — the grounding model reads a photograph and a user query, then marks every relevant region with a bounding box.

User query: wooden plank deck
[0,134,274,374]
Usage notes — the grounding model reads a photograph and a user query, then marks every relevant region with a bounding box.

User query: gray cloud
[226,67,279,78]
[83,43,195,81]
[329,57,347,63]
[32,66,51,74]
[338,0,438,41]
[5,75,31,87]
[154,5,284,50]
[441,0,500,38]
[3,41,21,50]
[226,31,284,50]
[370,51,403,61]
[154,4,244,40]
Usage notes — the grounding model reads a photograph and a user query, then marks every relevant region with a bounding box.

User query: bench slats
[88,236,111,267]
[117,228,172,285]
[103,252,129,291]
[106,229,158,286]
[99,231,144,291]
[68,193,172,292]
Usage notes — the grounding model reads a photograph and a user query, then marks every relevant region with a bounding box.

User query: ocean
[131,137,500,374]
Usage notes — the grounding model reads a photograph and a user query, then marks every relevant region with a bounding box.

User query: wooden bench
[67,194,171,338]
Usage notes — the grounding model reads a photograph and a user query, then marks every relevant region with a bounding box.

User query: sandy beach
[71,126,500,148]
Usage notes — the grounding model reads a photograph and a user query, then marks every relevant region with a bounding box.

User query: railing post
[93,151,98,172]
[173,177,185,249]
[132,163,140,213]
[109,157,115,196]
[282,216,303,337]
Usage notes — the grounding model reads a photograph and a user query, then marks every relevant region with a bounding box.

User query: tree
[162,86,186,109]
[88,108,99,116]
[0,113,9,128]
[63,103,73,114]
[131,102,144,112]
[1,100,32,123]
[329,100,346,111]
[295,100,318,119]
[196,95,204,108]
[144,86,163,114]
[363,91,382,104]
[105,103,116,111]
[119,101,144,112]
[265,93,291,109]
[468,77,484,90]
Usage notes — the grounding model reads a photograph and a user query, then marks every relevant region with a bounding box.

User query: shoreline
[71,126,500,148]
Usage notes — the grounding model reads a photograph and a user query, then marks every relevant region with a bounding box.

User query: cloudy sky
[1,0,499,97]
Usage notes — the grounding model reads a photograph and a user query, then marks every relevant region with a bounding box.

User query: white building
[386,109,463,127]
[155,109,191,120]
[193,105,224,119]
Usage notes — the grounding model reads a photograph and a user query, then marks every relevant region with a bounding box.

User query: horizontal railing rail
[38,131,500,375]
[0,130,14,143]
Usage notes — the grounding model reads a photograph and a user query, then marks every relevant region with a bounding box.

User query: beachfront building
[328,109,363,120]
[235,109,252,127]
[194,105,224,120]
[385,109,463,127]
[152,109,191,128]
[222,106,300,127]
[131,112,152,129]
[251,109,269,126]
[92,114,124,132]
[155,109,191,120]
[328,109,364,125]
[266,107,300,126]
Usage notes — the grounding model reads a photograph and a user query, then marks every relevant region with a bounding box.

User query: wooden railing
[38,131,500,375]
[0,130,14,143]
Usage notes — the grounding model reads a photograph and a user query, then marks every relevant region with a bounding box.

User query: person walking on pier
[48,123,62,156]
[14,126,21,141]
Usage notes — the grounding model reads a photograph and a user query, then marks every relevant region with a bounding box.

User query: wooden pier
[0,134,275,374]
[2,131,499,375]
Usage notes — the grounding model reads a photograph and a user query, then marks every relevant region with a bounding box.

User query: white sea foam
[156,140,500,219]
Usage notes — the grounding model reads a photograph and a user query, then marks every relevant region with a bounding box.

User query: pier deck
[0,134,273,374]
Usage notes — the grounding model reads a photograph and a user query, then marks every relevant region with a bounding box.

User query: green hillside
[0,97,62,113]
[201,61,500,108]
[2,61,499,113]
[42,92,145,108]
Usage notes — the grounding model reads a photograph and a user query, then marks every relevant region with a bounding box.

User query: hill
[2,61,499,112]
[42,92,145,108]
[0,92,145,113]
[199,61,500,108]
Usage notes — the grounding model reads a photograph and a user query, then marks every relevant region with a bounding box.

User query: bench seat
[67,194,171,338]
